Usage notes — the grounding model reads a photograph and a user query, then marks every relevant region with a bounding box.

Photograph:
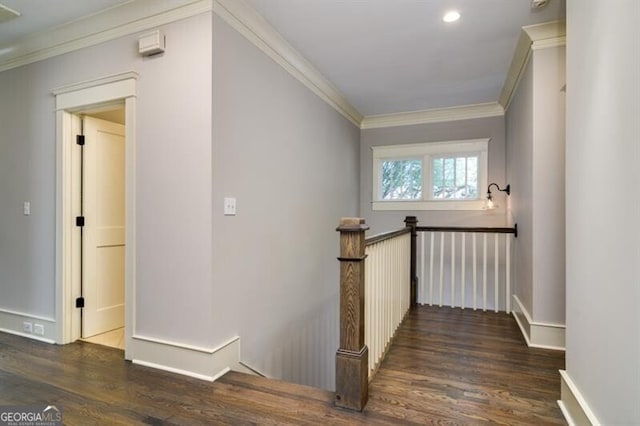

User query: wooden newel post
[404,216,418,306]
[335,217,369,411]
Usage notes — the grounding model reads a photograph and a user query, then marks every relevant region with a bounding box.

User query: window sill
[372,200,487,211]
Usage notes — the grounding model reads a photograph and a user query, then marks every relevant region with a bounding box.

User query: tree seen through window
[381,159,422,200]
[432,156,478,199]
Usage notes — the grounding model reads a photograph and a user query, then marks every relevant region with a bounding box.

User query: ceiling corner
[360,102,504,130]
[213,0,363,127]
[500,20,566,111]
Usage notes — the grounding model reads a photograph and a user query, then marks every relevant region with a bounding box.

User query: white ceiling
[0,0,565,116]
[247,0,565,115]
[0,0,130,46]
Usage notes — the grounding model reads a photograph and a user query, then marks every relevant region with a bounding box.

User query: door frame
[53,71,137,358]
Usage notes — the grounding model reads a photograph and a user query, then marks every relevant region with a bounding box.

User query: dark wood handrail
[365,227,411,246]
[416,224,518,237]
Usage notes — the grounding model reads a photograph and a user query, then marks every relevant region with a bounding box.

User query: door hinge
[76,134,85,146]
[76,216,85,227]
[75,297,85,308]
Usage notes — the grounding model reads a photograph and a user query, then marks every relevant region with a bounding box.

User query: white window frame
[372,138,489,211]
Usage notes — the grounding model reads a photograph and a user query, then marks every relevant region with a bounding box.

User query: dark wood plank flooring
[366,306,566,425]
[0,306,564,425]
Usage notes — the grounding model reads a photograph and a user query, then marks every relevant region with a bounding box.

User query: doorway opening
[76,106,126,350]
[53,71,137,358]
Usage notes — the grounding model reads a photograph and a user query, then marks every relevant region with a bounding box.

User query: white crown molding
[499,20,566,110]
[524,20,566,45]
[0,0,213,73]
[212,0,362,127]
[531,35,566,51]
[0,0,362,127]
[0,0,564,130]
[360,102,504,130]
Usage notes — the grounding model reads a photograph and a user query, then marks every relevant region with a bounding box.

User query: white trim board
[499,21,566,110]
[559,370,601,426]
[131,335,243,381]
[0,0,362,128]
[0,309,56,343]
[212,0,362,127]
[53,71,137,348]
[361,102,504,130]
[0,0,213,73]
[511,295,565,350]
[238,361,267,377]
[0,0,562,131]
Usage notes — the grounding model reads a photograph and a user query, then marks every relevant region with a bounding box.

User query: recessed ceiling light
[443,10,461,23]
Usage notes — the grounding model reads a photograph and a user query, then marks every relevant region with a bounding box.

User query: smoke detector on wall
[0,3,20,23]
[531,0,550,9]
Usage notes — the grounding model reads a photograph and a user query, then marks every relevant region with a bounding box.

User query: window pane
[466,156,478,198]
[381,159,422,200]
[455,157,466,187]
[432,158,443,197]
[432,154,479,199]
[443,158,454,189]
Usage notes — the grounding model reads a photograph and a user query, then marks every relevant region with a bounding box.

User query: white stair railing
[364,229,411,378]
[416,226,516,313]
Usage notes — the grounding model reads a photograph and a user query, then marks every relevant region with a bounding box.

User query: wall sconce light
[484,183,511,210]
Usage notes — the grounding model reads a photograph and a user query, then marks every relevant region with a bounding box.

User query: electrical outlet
[23,322,33,333]
[23,201,30,215]
[224,197,236,216]
[34,324,44,336]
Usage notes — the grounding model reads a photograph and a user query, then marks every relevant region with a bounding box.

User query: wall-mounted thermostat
[138,30,165,56]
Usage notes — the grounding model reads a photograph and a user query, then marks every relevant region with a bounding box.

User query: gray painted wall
[0,13,215,344]
[531,46,565,324]
[135,13,214,344]
[506,58,534,316]
[360,117,508,234]
[505,46,566,325]
[0,9,360,391]
[565,0,640,422]
[211,16,360,390]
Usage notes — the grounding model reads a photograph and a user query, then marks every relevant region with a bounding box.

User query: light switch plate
[224,197,236,216]
[23,201,30,215]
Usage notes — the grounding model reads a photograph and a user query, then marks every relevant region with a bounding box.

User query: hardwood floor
[366,306,566,425]
[0,306,565,425]
[81,327,125,350]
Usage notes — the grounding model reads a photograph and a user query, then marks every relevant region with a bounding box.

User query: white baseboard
[559,370,600,426]
[130,334,244,381]
[0,308,57,343]
[237,361,266,377]
[511,295,565,350]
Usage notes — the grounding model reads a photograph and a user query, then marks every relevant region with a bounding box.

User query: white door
[81,117,125,338]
